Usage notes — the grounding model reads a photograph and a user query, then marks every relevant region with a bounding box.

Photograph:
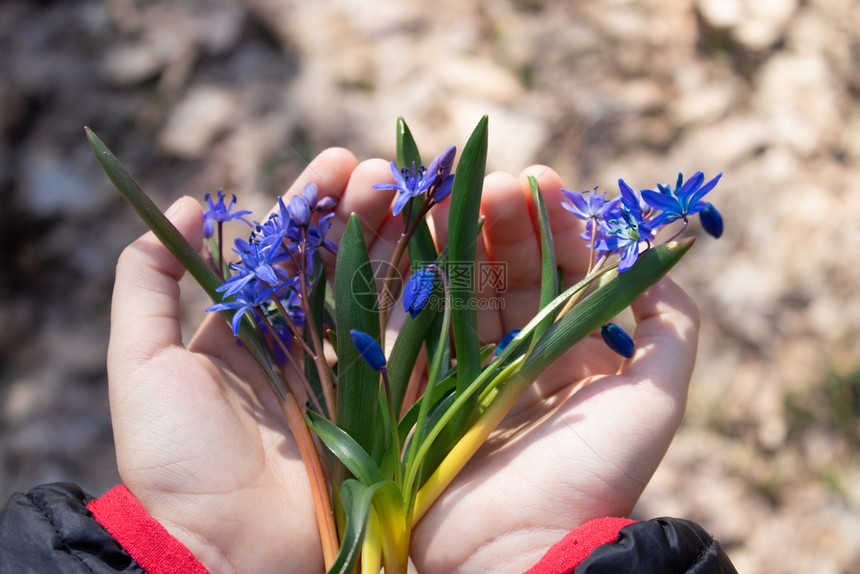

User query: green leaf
[335,214,382,453]
[326,480,380,574]
[85,127,286,397]
[395,117,432,262]
[396,116,421,171]
[446,115,489,430]
[386,246,450,416]
[385,302,436,416]
[529,175,559,339]
[326,478,407,574]
[86,127,221,300]
[523,239,695,378]
[371,479,409,572]
[307,410,384,486]
[395,117,446,376]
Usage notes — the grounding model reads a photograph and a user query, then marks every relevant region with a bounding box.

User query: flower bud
[350,329,386,371]
[315,196,338,213]
[496,329,521,355]
[699,202,723,238]
[403,268,435,318]
[600,323,635,358]
[288,195,311,226]
[302,182,319,209]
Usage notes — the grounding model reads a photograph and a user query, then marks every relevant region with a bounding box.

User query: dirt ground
[2,0,860,571]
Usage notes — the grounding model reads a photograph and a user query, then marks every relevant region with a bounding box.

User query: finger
[108,196,203,378]
[519,166,591,283]
[277,147,359,275]
[554,277,699,458]
[623,276,700,399]
[326,158,404,297]
[474,208,503,345]
[330,158,398,253]
[480,171,542,336]
[281,147,359,206]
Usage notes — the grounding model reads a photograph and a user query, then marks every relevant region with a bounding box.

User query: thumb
[108,196,204,378]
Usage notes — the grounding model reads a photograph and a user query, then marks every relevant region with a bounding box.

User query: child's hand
[108,148,371,574]
[410,167,699,573]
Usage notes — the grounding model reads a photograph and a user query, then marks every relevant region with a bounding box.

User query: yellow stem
[361,509,382,574]
[411,374,530,526]
[280,394,339,569]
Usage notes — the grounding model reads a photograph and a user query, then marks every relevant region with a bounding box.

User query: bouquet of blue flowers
[87,116,721,573]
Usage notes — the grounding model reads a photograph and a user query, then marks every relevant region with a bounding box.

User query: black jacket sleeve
[0,483,144,573]
[575,517,738,573]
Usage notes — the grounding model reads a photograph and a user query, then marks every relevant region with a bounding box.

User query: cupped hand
[408,167,700,573]
[107,148,379,574]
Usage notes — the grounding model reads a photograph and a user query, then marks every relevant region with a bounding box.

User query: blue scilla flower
[253,196,292,243]
[219,235,292,298]
[373,162,426,216]
[419,145,456,204]
[302,182,319,209]
[642,171,722,229]
[350,329,387,371]
[561,187,615,222]
[600,323,635,358]
[288,195,311,227]
[594,180,653,272]
[403,268,436,318]
[208,279,284,336]
[561,186,621,245]
[297,212,338,275]
[203,189,253,238]
[373,146,457,216]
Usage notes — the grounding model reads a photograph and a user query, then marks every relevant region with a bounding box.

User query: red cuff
[87,485,210,574]
[523,517,637,574]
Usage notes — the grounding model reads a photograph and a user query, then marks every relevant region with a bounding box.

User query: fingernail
[164,198,183,219]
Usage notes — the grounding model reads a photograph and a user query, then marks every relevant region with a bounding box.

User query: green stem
[381,369,402,486]
[402,264,451,515]
[380,199,434,343]
[298,234,337,420]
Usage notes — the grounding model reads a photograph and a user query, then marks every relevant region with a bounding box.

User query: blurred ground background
[2,0,859,571]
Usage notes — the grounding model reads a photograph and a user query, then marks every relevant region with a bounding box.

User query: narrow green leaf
[326,480,380,574]
[447,115,489,430]
[306,410,384,486]
[529,175,558,339]
[335,214,382,452]
[304,264,328,413]
[371,481,409,573]
[85,127,285,396]
[523,239,695,377]
[326,479,406,574]
[86,127,221,299]
[385,303,436,415]
[396,117,421,170]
